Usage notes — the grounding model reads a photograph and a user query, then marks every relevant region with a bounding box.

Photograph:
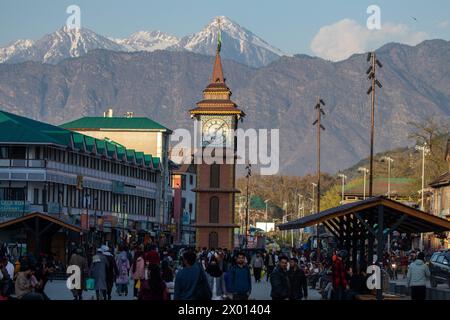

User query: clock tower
[190,31,245,249]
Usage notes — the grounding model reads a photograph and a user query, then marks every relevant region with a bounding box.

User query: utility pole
[366,52,383,197]
[313,97,325,262]
[245,164,252,248]
[358,167,369,200]
[381,156,394,198]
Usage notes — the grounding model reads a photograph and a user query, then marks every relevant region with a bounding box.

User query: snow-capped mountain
[112,31,179,52]
[0,27,123,64]
[172,16,286,67]
[0,16,286,67]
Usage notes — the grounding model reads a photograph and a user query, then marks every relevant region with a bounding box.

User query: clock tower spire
[189,23,245,249]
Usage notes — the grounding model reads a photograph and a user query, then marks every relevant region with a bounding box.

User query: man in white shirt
[3,257,14,279]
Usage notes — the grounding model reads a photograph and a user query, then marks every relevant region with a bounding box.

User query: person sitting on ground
[14,264,44,300]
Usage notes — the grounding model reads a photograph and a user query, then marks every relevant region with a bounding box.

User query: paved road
[45,278,322,300]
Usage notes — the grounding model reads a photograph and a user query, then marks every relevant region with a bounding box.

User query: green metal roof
[0,110,72,146]
[152,157,160,169]
[0,109,160,171]
[60,116,172,132]
[126,149,136,163]
[105,142,116,158]
[84,136,96,153]
[95,139,107,155]
[144,154,154,168]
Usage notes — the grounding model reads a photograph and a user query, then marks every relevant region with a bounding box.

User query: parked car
[429,250,450,288]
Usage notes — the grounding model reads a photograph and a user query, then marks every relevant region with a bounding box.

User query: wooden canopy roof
[278,196,450,234]
[0,212,81,233]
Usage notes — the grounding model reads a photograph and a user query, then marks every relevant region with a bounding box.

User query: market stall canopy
[0,212,81,233]
[278,196,450,234]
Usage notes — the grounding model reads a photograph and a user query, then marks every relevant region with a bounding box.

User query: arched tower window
[209,196,219,223]
[210,163,220,188]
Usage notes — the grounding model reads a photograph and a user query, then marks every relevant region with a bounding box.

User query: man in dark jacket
[287,258,308,300]
[102,245,118,300]
[230,252,252,300]
[264,250,276,281]
[174,251,211,300]
[270,256,290,300]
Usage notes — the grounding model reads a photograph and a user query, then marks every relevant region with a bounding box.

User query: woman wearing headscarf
[205,256,227,300]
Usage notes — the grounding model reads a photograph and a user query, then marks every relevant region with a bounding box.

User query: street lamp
[415,143,430,211]
[380,156,394,198]
[338,174,347,204]
[415,143,430,252]
[358,167,369,200]
[264,199,270,221]
[245,164,252,248]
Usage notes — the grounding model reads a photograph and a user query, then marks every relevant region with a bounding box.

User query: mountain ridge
[0,39,449,175]
[0,16,286,68]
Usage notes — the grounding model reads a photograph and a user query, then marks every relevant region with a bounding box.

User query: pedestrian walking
[102,245,118,300]
[264,250,276,282]
[90,248,109,300]
[115,251,130,296]
[251,252,264,283]
[287,257,308,300]
[205,256,227,300]
[174,251,211,300]
[230,252,252,300]
[407,252,430,300]
[270,256,290,300]
[331,251,348,300]
[69,248,89,300]
[131,250,145,299]
[138,264,169,300]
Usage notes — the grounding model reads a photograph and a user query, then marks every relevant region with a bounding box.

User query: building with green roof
[60,110,174,229]
[0,109,162,242]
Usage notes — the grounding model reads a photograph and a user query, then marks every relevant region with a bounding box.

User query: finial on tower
[216,17,222,53]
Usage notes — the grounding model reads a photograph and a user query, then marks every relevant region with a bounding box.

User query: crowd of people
[0,241,434,301]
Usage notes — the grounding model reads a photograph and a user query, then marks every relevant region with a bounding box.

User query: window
[210,163,220,188]
[33,188,39,205]
[181,175,187,190]
[189,175,194,186]
[10,146,26,159]
[209,196,219,223]
[189,203,193,213]
[208,232,218,250]
[436,255,445,264]
[0,146,8,159]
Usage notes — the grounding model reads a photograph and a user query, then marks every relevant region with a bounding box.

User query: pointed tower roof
[189,20,244,118]
[211,52,225,84]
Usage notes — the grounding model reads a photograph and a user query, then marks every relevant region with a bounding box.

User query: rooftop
[60,116,172,133]
[345,177,417,196]
[0,109,160,171]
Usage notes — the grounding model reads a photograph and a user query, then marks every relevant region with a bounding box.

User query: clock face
[202,117,231,147]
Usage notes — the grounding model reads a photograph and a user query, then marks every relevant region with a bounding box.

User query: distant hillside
[0,40,450,175]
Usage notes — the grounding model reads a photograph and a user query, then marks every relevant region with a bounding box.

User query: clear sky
[1,0,449,58]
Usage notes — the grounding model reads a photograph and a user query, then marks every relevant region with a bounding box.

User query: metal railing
[0,159,46,168]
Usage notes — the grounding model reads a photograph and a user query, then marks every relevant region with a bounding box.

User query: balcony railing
[0,159,46,168]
